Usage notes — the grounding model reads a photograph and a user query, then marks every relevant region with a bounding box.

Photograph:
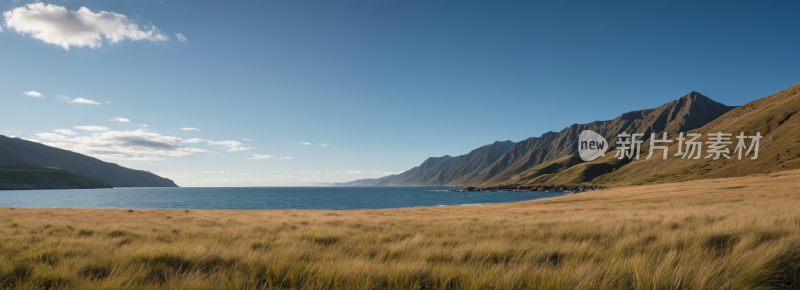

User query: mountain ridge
[334,140,516,187]
[457,91,735,186]
[0,135,178,187]
[339,91,736,187]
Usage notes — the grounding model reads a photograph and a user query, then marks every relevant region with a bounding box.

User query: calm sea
[0,187,567,210]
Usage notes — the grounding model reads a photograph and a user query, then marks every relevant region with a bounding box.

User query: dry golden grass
[2,170,800,289]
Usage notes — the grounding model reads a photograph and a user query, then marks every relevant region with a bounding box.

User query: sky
[2,0,799,187]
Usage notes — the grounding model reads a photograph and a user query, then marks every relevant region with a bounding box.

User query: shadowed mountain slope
[0,145,111,189]
[375,141,516,186]
[0,146,29,165]
[458,92,735,186]
[0,136,178,187]
[0,163,112,190]
[334,141,515,187]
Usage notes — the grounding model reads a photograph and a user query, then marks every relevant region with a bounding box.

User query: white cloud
[138,124,148,127]
[69,98,101,105]
[175,32,187,43]
[242,138,253,141]
[319,143,329,147]
[36,132,70,141]
[180,127,200,131]
[53,129,77,136]
[34,129,209,161]
[207,140,242,147]
[288,141,310,145]
[111,117,130,122]
[228,147,252,152]
[279,156,293,160]
[207,140,251,152]
[251,154,274,160]
[3,3,169,50]
[74,125,109,131]
[184,138,203,143]
[22,91,45,98]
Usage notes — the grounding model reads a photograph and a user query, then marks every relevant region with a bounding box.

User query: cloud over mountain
[34,129,209,161]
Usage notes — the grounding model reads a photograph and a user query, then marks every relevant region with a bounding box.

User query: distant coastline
[0,183,112,190]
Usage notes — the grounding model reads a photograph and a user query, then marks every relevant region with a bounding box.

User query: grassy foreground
[2,171,800,289]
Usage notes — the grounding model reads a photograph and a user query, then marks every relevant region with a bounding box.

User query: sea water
[0,187,567,210]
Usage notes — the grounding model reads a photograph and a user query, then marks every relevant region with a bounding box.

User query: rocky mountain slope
[375,141,515,186]
[456,92,736,186]
[335,141,515,186]
[340,91,736,187]
[577,81,800,186]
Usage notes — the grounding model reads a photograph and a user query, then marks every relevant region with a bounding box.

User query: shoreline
[462,184,606,193]
[0,184,113,190]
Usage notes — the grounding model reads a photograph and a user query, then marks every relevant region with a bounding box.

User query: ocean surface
[0,187,567,210]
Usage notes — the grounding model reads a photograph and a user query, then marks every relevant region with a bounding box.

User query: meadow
[1,170,800,289]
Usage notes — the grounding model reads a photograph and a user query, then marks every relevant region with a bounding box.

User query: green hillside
[0,144,111,189]
[0,164,112,189]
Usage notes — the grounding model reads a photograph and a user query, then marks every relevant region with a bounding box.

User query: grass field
[1,170,800,289]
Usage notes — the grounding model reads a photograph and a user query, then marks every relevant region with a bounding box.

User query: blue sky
[2,0,799,186]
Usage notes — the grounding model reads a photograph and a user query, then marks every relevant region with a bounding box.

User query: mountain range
[5,81,798,190]
[338,83,800,188]
[0,135,177,189]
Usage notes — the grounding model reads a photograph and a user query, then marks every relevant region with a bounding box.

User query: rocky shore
[461,184,606,193]
[0,183,113,190]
